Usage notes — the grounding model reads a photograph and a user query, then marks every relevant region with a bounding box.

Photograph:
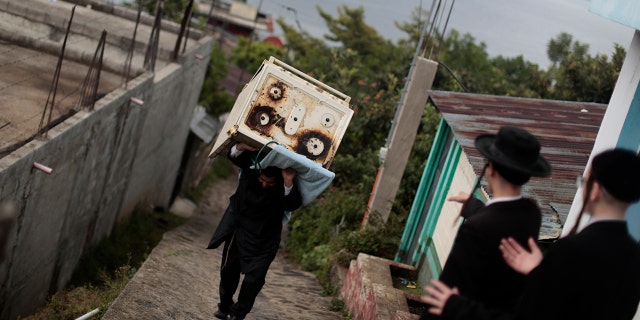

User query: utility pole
[362,57,438,225]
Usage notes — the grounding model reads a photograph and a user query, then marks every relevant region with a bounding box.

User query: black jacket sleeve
[460,197,485,219]
[283,181,302,212]
[227,143,256,170]
[441,295,514,320]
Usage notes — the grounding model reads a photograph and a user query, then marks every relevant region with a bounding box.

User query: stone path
[102,172,342,320]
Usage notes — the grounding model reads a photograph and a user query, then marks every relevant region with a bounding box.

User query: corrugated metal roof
[428,90,607,240]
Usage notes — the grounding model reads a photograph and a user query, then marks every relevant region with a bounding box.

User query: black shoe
[214,308,228,319]
[229,316,244,320]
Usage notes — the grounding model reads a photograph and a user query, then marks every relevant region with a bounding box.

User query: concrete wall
[0,34,214,320]
[121,47,212,217]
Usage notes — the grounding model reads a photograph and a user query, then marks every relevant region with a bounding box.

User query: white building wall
[432,152,488,267]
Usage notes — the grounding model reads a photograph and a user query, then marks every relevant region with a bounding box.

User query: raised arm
[228,142,259,169]
[448,192,485,219]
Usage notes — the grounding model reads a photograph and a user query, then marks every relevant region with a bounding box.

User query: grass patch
[70,209,188,287]
[24,265,133,320]
[26,209,187,319]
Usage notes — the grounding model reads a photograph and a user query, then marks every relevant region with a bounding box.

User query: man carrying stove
[207,142,302,320]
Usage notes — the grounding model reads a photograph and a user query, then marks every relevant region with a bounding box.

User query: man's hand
[236,143,258,152]
[500,237,542,275]
[282,167,297,188]
[447,192,470,204]
[420,280,459,316]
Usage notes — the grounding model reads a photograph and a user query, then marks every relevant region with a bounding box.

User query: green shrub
[300,244,332,272]
[26,264,134,319]
[199,44,235,116]
[287,186,367,266]
[286,185,406,276]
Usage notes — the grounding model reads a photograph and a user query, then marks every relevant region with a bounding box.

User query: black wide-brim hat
[475,126,551,177]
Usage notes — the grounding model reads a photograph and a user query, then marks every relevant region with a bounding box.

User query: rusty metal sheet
[428,90,607,239]
[244,75,344,162]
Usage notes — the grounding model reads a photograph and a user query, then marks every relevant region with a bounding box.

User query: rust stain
[267,81,286,101]
[245,105,280,136]
[294,130,332,161]
[242,75,347,167]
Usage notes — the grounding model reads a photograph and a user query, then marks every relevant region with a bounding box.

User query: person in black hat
[420,126,551,320]
[422,148,640,320]
[207,142,302,320]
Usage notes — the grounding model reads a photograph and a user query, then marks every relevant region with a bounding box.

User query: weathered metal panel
[428,91,607,239]
[209,57,353,168]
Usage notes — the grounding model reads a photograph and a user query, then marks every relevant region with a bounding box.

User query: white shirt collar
[485,195,523,206]
[585,215,625,227]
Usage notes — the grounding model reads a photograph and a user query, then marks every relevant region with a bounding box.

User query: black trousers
[218,234,270,319]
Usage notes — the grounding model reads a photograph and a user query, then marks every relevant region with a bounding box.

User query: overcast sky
[248,0,634,69]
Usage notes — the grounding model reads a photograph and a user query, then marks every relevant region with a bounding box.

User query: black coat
[422,197,541,319]
[442,220,640,320]
[207,146,302,273]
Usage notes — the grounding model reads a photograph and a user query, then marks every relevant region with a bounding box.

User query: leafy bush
[199,45,235,116]
[287,184,407,274]
[287,186,367,265]
[300,244,333,272]
[231,37,286,73]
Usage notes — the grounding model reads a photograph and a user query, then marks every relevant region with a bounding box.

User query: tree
[317,6,413,87]
[550,44,625,103]
[318,6,386,58]
[275,17,333,80]
[276,6,435,270]
[394,7,431,49]
[546,33,625,103]
[430,29,552,98]
[199,44,234,116]
[491,55,550,98]
[547,32,589,68]
[435,30,505,94]
[230,37,285,74]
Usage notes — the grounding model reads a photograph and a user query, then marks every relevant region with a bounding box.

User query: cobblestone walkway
[102,173,342,320]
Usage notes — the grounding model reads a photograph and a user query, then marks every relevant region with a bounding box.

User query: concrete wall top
[0,0,206,159]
